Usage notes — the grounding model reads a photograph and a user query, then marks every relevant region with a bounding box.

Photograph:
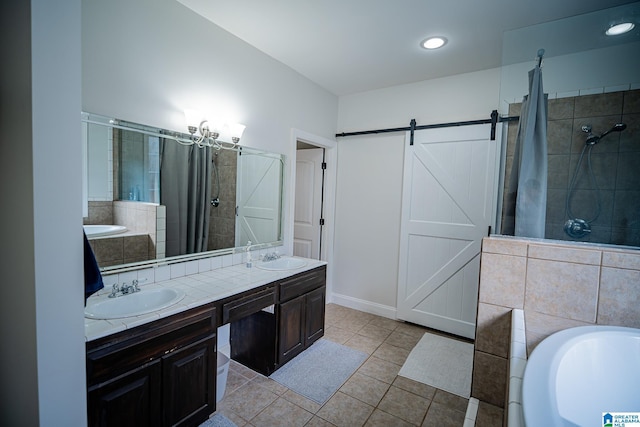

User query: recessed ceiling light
[606,22,635,36]
[421,37,447,50]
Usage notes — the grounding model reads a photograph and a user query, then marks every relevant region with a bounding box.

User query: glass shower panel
[498,2,640,247]
[117,129,160,204]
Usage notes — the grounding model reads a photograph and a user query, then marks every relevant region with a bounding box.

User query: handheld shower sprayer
[582,123,626,145]
[565,122,627,238]
[600,123,627,139]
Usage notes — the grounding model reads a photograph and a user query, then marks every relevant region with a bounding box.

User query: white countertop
[85,257,326,342]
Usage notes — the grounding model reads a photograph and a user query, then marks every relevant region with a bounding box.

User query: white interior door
[235,152,283,247]
[293,148,324,259]
[396,124,499,339]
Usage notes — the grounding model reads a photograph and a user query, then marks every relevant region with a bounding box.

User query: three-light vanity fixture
[183,109,246,149]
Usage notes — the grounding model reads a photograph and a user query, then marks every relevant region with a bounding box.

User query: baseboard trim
[328,292,397,320]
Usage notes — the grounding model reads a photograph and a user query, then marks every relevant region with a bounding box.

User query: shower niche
[501,89,640,247]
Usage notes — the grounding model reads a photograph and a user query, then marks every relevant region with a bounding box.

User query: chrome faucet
[108,279,141,298]
[245,240,254,268]
[263,252,281,262]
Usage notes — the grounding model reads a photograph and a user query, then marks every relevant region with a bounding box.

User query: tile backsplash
[472,235,640,409]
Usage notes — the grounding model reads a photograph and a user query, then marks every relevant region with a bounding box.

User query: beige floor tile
[212,408,249,427]
[339,318,369,333]
[475,401,504,427]
[215,303,480,427]
[223,368,252,396]
[372,343,411,366]
[394,322,428,339]
[357,356,401,384]
[316,391,374,427]
[344,333,384,354]
[251,375,289,395]
[432,389,468,413]
[218,381,279,420]
[392,376,437,400]
[367,316,401,331]
[356,323,393,341]
[339,372,390,407]
[305,415,337,426]
[377,386,430,425]
[421,401,466,427]
[282,390,322,414]
[383,331,422,351]
[364,408,415,427]
[229,359,259,380]
[323,325,355,345]
[250,397,313,427]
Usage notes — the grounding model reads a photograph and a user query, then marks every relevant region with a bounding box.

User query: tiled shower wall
[472,235,640,409]
[84,201,166,266]
[502,89,640,246]
[208,149,237,251]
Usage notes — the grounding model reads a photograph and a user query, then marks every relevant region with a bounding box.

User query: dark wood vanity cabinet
[228,265,327,375]
[278,266,326,365]
[86,304,216,427]
[86,264,327,425]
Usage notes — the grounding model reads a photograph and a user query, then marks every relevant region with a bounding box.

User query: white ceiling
[178,0,638,96]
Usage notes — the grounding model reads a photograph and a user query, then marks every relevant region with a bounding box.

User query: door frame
[288,129,337,300]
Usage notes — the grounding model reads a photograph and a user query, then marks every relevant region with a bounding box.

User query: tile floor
[212,304,503,426]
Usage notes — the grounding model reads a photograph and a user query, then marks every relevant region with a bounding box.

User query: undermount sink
[85,287,185,319]
[256,257,307,271]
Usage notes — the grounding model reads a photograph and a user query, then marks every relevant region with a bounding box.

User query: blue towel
[83,230,103,304]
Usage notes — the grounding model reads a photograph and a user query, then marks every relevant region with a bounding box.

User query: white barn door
[235,152,283,246]
[396,124,499,339]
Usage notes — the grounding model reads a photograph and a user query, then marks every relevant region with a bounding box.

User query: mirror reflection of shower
[564,122,627,238]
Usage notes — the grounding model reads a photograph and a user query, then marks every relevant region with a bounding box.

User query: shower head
[584,123,627,145]
[600,123,627,139]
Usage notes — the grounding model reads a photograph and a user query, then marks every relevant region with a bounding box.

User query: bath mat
[198,413,237,427]
[269,339,368,404]
[398,332,473,398]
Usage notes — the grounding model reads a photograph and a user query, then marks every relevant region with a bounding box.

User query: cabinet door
[305,286,326,345]
[278,295,305,365]
[162,336,216,427]
[87,360,161,427]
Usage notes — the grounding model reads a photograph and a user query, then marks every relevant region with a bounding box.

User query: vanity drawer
[279,266,326,302]
[222,285,277,324]
[86,303,216,386]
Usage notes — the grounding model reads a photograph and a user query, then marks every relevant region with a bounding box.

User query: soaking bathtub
[522,325,640,427]
[83,224,127,238]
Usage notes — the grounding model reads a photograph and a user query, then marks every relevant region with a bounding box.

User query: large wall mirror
[82,112,285,272]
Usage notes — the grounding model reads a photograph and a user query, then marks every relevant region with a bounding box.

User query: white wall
[0,0,85,425]
[82,0,338,255]
[500,42,640,112]
[82,0,338,147]
[332,69,501,316]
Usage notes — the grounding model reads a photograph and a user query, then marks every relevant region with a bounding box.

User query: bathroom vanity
[85,261,326,427]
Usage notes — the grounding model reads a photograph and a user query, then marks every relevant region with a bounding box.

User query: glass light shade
[229,123,246,141]
[184,109,203,129]
[606,22,635,36]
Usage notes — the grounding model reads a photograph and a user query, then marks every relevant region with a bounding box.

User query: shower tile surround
[84,201,165,266]
[472,235,640,413]
[502,89,640,246]
[208,149,237,251]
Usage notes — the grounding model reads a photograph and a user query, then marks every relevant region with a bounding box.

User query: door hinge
[487,225,492,236]
[321,162,327,170]
[319,218,325,226]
